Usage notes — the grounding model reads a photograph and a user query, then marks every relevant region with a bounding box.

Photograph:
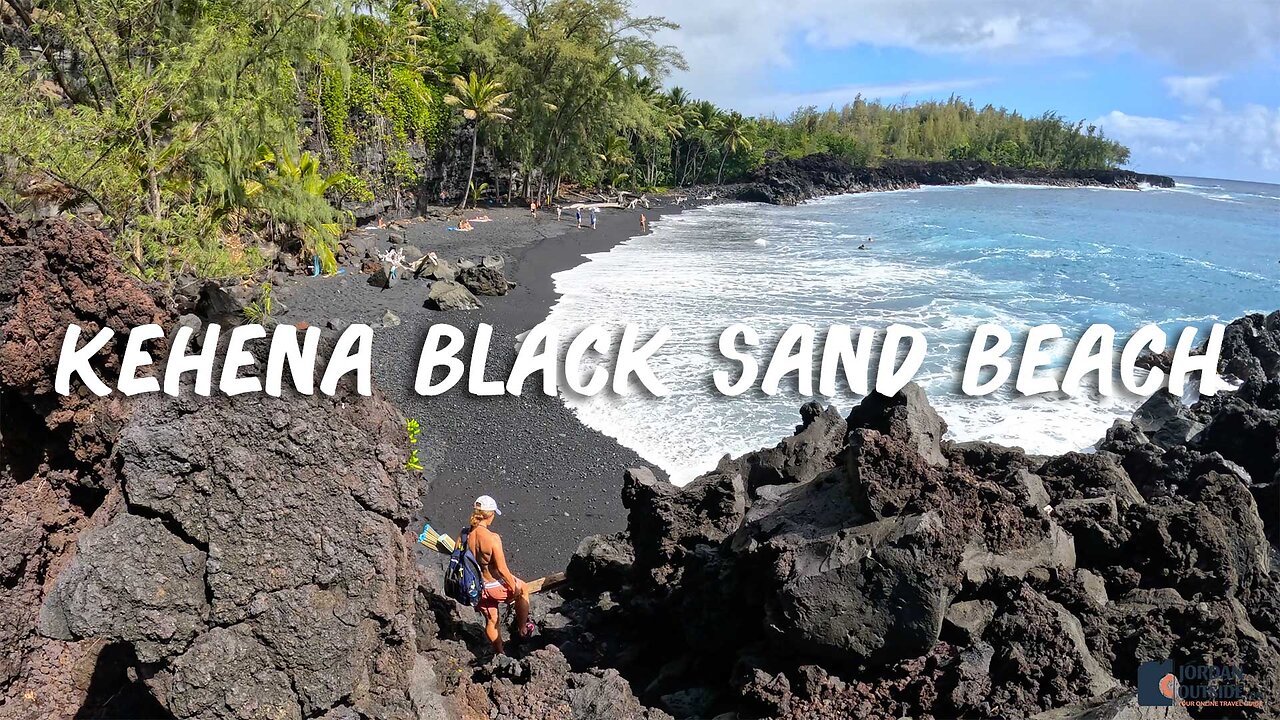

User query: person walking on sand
[556,205,563,222]
[465,495,532,654]
[590,207,597,230]
[640,214,647,232]
[530,201,538,219]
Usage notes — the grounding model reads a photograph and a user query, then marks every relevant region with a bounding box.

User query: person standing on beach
[590,208,597,230]
[465,495,532,654]
[640,214,647,232]
[575,207,582,228]
[556,205,563,222]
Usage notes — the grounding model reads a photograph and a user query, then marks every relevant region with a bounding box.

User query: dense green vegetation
[757,96,1130,170]
[0,0,1131,279]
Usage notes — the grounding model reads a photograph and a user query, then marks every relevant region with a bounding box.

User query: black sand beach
[279,201,697,576]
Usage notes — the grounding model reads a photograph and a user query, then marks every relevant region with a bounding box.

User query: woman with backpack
[450,495,533,654]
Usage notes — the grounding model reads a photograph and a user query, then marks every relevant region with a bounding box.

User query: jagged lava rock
[41,344,425,719]
[457,264,510,296]
[0,214,173,718]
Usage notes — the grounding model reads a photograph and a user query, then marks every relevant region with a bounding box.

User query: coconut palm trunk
[444,71,514,212]
[461,125,478,210]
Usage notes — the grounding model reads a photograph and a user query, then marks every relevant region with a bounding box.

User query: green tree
[714,111,752,184]
[444,70,513,209]
[0,0,349,276]
[496,0,683,202]
[597,134,633,188]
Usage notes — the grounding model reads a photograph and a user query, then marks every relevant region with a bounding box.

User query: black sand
[279,202,694,577]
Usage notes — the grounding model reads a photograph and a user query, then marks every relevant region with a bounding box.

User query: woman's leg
[481,605,503,654]
[515,582,531,635]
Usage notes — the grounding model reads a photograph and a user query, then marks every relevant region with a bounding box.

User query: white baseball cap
[475,495,502,515]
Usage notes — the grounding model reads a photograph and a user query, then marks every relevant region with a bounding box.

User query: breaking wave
[543,180,1280,485]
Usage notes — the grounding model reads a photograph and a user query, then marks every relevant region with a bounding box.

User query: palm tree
[660,102,685,142]
[681,101,721,184]
[444,71,513,209]
[665,87,690,181]
[597,135,632,189]
[715,111,752,184]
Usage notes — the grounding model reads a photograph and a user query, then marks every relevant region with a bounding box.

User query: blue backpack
[444,528,484,608]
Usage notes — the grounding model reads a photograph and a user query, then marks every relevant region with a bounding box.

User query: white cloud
[628,0,1280,180]
[743,77,997,116]
[1162,75,1225,111]
[634,0,1280,106]
[1098,83,1280,181]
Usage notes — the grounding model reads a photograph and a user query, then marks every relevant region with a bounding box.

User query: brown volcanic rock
[0,214,170,454]
[41,514,211,663]
[0,215,172,718]
[441,647,671,720]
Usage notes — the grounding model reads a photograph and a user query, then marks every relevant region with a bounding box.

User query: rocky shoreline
[730,155,1177,205]
[4,210,1277,719]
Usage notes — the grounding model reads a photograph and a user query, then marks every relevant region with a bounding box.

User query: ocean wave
[1176,256,1276,283]
[970,180,1057,190]
[1161,186,1247,204]
[544,184,1280,486]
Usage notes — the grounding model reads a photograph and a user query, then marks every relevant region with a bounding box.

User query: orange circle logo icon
[1159,673,1177,699]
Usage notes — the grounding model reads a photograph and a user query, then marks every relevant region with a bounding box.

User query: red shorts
[479,581,513,610]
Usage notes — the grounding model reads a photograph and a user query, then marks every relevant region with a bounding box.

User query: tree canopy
[0,0,1133,279]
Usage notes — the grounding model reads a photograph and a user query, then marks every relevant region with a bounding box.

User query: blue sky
[635,1,1280,183]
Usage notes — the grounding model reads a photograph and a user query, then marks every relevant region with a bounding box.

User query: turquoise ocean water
[544,178,1280,484]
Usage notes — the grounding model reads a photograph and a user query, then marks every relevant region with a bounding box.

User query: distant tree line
[0,0,1131,280]
[757,95,1130,171]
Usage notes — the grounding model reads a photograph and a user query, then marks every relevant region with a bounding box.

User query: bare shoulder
[476,525,502,551]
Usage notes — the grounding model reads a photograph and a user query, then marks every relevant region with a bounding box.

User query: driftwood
[526,572,567,594]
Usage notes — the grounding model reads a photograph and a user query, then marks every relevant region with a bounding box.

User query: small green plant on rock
[243,283,275,324]
[468,180,488,207]
[405,417,425,471]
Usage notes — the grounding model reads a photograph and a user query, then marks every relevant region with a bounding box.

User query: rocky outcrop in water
[734,155,1177,205]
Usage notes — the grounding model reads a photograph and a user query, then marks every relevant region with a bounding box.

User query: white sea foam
[543,183,1280,486]
[970,179,1058,190]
